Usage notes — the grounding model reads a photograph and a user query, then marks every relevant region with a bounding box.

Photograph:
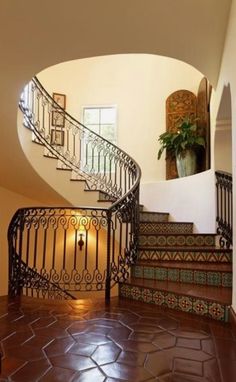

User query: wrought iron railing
[8,77,141,300]
[19,77,138,199]
[215,170,232,248]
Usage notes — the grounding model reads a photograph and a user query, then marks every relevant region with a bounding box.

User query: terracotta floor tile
[68,342,97,357]
[1,296,236,381]
[214,337,236,359]
[117,350,146,366]
[101,362,152,381]
[44,337,75,357]
[71,367,106,381]
[219,357,236,382]
[91,342,121,365]
[10,358,51,382]
[39,366,76,382]
[50,353,95,371]
[74,333,112,346]
[152,332,176,349]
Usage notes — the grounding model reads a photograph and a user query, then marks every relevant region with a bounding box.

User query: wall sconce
[78,227,85,251]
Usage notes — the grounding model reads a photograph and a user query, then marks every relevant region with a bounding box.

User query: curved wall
[38,54,203,183]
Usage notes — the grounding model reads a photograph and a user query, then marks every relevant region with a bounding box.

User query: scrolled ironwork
[9,76,141,300]
[215,171,232,248]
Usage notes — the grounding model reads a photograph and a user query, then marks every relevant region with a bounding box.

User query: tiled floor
[0,296,236,381]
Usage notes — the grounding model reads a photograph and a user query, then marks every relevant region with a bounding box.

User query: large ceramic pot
[176,149,197,178]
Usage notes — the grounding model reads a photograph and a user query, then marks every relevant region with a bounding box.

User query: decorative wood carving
[166,90,197,179]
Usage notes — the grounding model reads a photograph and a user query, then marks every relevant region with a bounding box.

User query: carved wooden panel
[166,90,197,179]
[197,77,211,171]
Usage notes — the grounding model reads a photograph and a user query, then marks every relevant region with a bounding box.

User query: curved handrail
[11,76,142,299]
[20,76,141,203]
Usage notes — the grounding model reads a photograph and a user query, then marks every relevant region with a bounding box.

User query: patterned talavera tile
[180,270,193,283]
[208,302,226,321]
[141,288,153,303]
[222,272,232,287]
[166,293,178,309]
[137,250,232,263]
[194,271,207,285]
[179,296,192,312]
[139,222,193,235]
[139,212,169,222]
[132,266,143,278]
[119,284,229,322]
[155,267,168,281]
[152,290,165,305]
[168,269,179,282]
[207,272,221,286]
[193,299,208,316]
[143,267,155,279]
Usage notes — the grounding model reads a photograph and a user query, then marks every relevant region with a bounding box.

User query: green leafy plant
[157,117,205,160]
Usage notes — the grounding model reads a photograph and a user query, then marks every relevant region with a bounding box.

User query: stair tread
[135,260,232,271]
[140,221,193,225]
[138,246,232,252]
[125,278,232,304]
[139,232,216,236]
[140,211,169,215]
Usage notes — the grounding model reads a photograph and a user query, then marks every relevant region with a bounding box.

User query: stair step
[139,233,216,247]
[138,247,232,263]
[139,211,169,222]
[131,261,232,287]
[139,222,193,234]
[119,279,232,322]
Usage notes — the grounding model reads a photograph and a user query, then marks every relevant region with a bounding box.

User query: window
[82,106,117,173]
[83,106,117,144]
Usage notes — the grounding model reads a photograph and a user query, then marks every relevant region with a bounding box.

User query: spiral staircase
[8,77,233,323]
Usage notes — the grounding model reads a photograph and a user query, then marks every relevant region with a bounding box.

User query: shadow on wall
[215,84,232,173]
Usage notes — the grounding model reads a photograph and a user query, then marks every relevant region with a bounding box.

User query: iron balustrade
[19,77,138,199]
[9,77,141,300]
[215,170,232,248]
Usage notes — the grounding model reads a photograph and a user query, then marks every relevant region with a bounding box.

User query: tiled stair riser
[138,250,232,263]
[131,265,232,287]
[119,284,229,322]
[139,222,193,234]
[139,212,169,222]
[139,234,215,247]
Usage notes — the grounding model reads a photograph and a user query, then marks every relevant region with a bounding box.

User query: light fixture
[78,226,85,250]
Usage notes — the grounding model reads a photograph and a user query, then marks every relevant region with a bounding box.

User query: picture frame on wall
[50,128,64,146]
[53,93,66,109]
[52,110,65,127]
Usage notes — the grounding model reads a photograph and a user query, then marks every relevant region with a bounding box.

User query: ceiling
[0,0,232,201]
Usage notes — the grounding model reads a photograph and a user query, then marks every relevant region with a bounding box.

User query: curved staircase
[9,76,233,324]
[120,210,232,322]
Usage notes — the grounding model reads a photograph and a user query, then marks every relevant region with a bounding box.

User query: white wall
[38,54,203,183]
[0,186,42,296]
[215,121,232,173]
[210,0,236,311]
[141,170,216,233]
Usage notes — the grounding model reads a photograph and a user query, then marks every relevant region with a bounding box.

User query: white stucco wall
[0,186,42,296]
[38,54,203,183]
[210,0,236,311]
[140,170,216,233]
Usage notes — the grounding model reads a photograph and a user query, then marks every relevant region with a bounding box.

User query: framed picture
[51,129,64,146]
[52,110,65,127]
[53,93,66,109]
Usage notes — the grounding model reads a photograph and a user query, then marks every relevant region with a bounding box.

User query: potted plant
[157,117,205,177]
